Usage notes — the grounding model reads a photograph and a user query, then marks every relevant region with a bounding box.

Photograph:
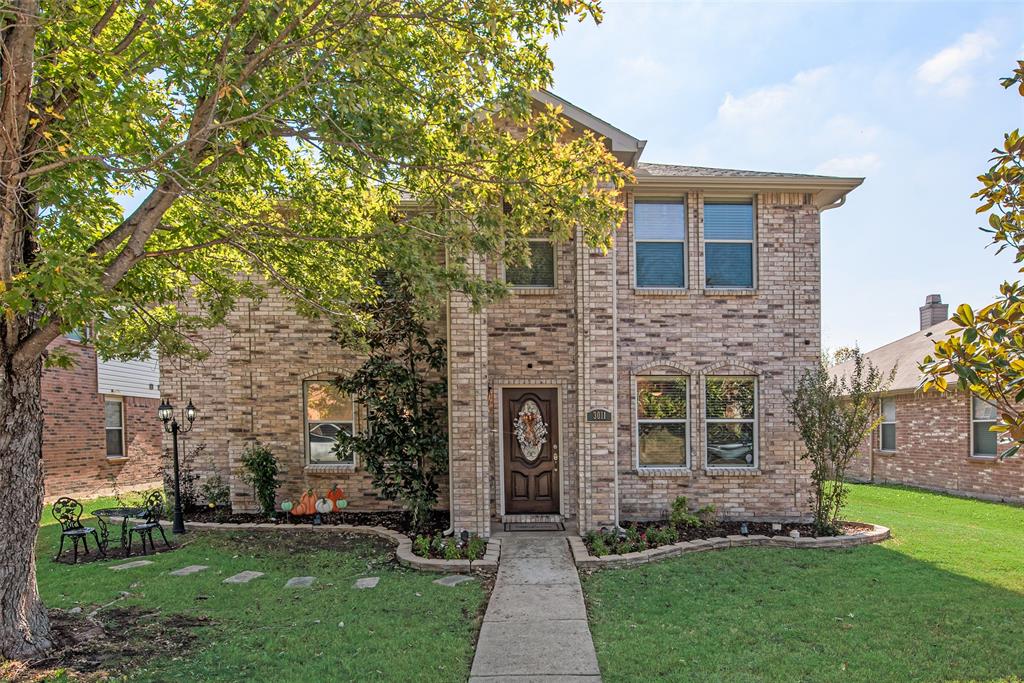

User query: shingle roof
[829,319,958,393]
[636,162,847,180]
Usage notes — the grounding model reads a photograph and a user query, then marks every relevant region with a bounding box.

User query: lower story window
[705,377,756,468]
[879,397,896,451]
[304,380,354,464]
[972,397,998,457]
[636,376,689,468]
[104,398,125,458]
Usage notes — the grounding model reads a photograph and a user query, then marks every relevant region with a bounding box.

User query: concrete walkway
[469,534,601,682]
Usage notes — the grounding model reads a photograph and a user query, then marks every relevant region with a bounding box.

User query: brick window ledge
[704,467,761,477]
[702,288,757,296]
[967,455,999,463]
[305,463,356,474]
[632,287,692,297]
[636,467,693,477]
[509,286,558,295]
[105,456,129,462]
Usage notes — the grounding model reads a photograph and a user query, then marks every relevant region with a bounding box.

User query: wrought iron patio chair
[52,497,104,563]
[128,491,171,555]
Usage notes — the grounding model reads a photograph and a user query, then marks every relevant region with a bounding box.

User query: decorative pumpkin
[280,501,293,513]
[326,484,346,511]
[294,489,317,516]
[315,497,333,515]
[336,499,348,509]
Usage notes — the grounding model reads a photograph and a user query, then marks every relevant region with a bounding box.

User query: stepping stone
[353,576,379,589]
[434,575,475,587]
[223,570,264,584]
[170,565,208,576]
[285,576,316,588]
[109,560,153,571]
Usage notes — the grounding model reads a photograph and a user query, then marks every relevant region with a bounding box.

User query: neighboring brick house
[41,333,163,501]
[161,91,863,535]
[832,295,1024,504]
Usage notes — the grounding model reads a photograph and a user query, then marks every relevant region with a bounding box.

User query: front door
[503,388,559,514]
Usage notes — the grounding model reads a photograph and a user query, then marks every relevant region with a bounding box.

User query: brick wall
[614,191,818,521]
[849,390,1024,504]
[41,337,162,502]
[161,284,450,514]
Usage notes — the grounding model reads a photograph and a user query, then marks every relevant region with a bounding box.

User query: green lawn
[20,499,488,682]
[582,484,1024,683]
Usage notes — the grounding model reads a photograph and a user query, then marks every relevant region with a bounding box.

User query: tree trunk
[0,354,52,659]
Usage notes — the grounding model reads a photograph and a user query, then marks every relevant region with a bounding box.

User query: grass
[19,498,488,682]
[582,484,1024,683]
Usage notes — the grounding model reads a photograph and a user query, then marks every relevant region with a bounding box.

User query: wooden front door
[503,388,559,514]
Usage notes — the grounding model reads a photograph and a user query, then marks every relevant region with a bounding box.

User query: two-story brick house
[161,92,862,536]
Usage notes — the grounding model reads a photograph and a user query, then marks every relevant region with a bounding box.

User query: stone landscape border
[108,517,501,574]
[568,522,890,569]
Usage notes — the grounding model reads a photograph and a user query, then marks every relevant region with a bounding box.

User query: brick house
[41,333,163,502]
[160,92,863,536]
[833,294,1024,504]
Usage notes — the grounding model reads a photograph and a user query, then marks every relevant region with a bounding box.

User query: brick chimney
[919,294,949,330]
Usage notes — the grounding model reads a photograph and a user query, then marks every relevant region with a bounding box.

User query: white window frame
[704,376,758,469]
[303,379,356,465]
[879,397,897,452]
[634,375,690,470]
[503,237,556,289]
[633,199,687,290]
[703,199,756,290]
[104,396,126,459]
[971,396,998,458]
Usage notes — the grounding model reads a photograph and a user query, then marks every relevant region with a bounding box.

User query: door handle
[553,444,559,464]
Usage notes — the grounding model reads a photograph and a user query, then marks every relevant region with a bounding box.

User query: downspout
[442,250,455,537]
[612,222,625,534]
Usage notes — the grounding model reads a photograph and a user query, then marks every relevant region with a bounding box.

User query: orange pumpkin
[326,484,346,511]
[292,488,317,516]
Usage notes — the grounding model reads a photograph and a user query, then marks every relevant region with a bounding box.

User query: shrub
[670,496,702,528]
[240,442,280,515]
[414,535,432,558]
[466,535,487,561]
[696,504,716,526]
[646,525,679,547]
[411,531,486,559]
[201,474,230,508]
[160,443,203,511]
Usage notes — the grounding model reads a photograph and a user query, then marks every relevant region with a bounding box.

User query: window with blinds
[505,239,555,288]
[879,397,896,451]
[972,397,998,457]
[636,376,689,468]
[705,202,754,289]
[635,201,686,288]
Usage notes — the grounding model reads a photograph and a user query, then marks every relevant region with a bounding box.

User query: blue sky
[547,0,1024,351]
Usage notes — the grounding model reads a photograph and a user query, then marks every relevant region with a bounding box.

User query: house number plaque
[586,409,612,422]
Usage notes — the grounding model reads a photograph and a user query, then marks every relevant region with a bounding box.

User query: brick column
[575,229,618,531]
[447,254,492,537]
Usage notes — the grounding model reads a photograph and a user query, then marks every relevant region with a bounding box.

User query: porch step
[501,514,564,532]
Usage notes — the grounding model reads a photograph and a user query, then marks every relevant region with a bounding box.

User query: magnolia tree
[920,62,1024,456]
[789,351,894,535]
[0,0,627,658]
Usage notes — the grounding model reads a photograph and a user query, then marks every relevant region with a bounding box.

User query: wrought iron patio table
[92,507,146,554]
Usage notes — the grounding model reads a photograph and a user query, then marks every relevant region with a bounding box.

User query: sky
[546,0,1024,351]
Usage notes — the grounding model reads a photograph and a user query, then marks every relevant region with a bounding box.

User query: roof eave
[633,175,864,209]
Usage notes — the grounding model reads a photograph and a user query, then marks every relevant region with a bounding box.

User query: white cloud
[916,31,996,97]
[717,67,832,125]
[816,153,881,176]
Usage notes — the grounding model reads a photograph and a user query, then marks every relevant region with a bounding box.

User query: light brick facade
[848,390,1024,504]
[41,337,162,501]
[160,96,862,535]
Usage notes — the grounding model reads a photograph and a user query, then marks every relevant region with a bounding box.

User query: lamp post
[159,398,197,534]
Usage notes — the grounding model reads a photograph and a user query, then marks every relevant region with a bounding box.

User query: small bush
[414,535,431,558]
[466,535,487,561]
[240,442,280,515]
[201,474,230,508]
[646,525,679,547]
[670,496,702,528]
[411,531,487,560]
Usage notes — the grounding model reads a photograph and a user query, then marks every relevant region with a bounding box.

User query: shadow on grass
[584,543,1024,683]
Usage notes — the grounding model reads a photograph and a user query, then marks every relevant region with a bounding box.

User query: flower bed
[183,507,450,535]
[412,532,488,560]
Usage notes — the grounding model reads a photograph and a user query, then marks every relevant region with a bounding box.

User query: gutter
[442,251,455,537]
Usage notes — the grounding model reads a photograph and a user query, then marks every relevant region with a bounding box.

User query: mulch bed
[2,607,211,682]
[52,541,179,566]
[183,506,450,536]
[625,519,872,541]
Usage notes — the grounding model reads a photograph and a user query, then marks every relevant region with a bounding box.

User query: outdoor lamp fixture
[159,398,197,534]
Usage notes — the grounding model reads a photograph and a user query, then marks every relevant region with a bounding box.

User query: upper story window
[879,397,896,451]
[105,397,125,458]
[971,397,998,457]
[704,202,754,289]
[636,376,689,468]
[304,380,355,464]
[505,239,555,288]
[705,377,757,468]
[635,201,686,288]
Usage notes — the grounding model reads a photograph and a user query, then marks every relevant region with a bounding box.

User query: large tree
[0,0,627,658]
[920,62,1023,456]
